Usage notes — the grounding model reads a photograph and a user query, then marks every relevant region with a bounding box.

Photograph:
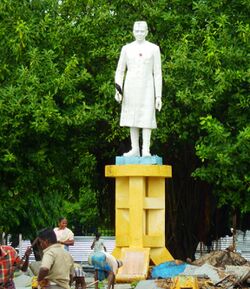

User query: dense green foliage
[0,0,249,258]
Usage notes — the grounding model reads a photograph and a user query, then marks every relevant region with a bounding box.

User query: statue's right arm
[115,47,126,102]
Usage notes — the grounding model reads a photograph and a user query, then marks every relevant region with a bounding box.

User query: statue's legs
[123,127,140,157]
[142,128,151,156]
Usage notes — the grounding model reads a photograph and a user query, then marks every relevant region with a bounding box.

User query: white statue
[115,21,162,157]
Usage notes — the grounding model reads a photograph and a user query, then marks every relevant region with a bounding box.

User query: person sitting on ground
[54,217,74,251]
[73,263,86,289]
[89,252,123,289]
[0,243,32,289]
[37,228,75,289]
[90,232,107,253]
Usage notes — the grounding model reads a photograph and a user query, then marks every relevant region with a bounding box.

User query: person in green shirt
[37,228,75,289]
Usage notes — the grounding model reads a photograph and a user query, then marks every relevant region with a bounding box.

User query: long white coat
[115,40,162,129]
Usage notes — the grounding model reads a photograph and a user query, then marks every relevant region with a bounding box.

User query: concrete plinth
[105,161,173,282]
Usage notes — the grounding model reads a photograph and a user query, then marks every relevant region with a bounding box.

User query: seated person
[73,263,86,289]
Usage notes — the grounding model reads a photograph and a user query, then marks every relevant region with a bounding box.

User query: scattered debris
[192,250,250,268]
[151,261,187,278]
[141,250,250,289]
[180,263,228,284]
[155,279,173,289]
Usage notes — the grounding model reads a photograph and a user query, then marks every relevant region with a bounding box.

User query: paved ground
[14,272,132,289]
[84,273,132,288]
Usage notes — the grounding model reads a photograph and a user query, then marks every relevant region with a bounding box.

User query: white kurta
[115,40,162,129]
[54,227,74,242]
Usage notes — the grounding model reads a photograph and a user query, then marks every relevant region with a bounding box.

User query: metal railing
[12,230,250,263]
[195,230,250,261]
[18,236,116,263]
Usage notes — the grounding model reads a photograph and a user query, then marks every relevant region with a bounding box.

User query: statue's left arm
[153,46,162,111]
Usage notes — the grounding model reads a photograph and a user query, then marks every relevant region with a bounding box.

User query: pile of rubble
[189,249,250,288]
[139,250,250,289]
[192,249,250,267]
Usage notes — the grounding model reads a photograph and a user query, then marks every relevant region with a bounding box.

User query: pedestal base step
[116,156,162,165]
[116,248,150,283]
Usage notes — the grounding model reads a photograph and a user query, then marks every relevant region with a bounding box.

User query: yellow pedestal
[105,164,174,281]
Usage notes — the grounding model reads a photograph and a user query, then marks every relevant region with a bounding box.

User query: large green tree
[150,0,250,258]
[0,0,101,237]
[0,0,249,259]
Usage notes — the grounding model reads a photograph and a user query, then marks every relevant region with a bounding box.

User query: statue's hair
[133,21,148,30]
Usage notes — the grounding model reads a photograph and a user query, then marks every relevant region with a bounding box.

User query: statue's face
[133,23,148,42]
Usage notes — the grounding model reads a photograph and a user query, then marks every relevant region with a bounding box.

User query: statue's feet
[142,150,151,157]
[123,148,140,157]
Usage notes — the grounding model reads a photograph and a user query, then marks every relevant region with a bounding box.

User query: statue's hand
[115,90,122,103]
[155,97,162,111]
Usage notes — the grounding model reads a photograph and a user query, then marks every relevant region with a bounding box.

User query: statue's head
[133,21,148,42]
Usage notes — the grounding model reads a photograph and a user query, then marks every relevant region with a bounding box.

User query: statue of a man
[115,21,162,157]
